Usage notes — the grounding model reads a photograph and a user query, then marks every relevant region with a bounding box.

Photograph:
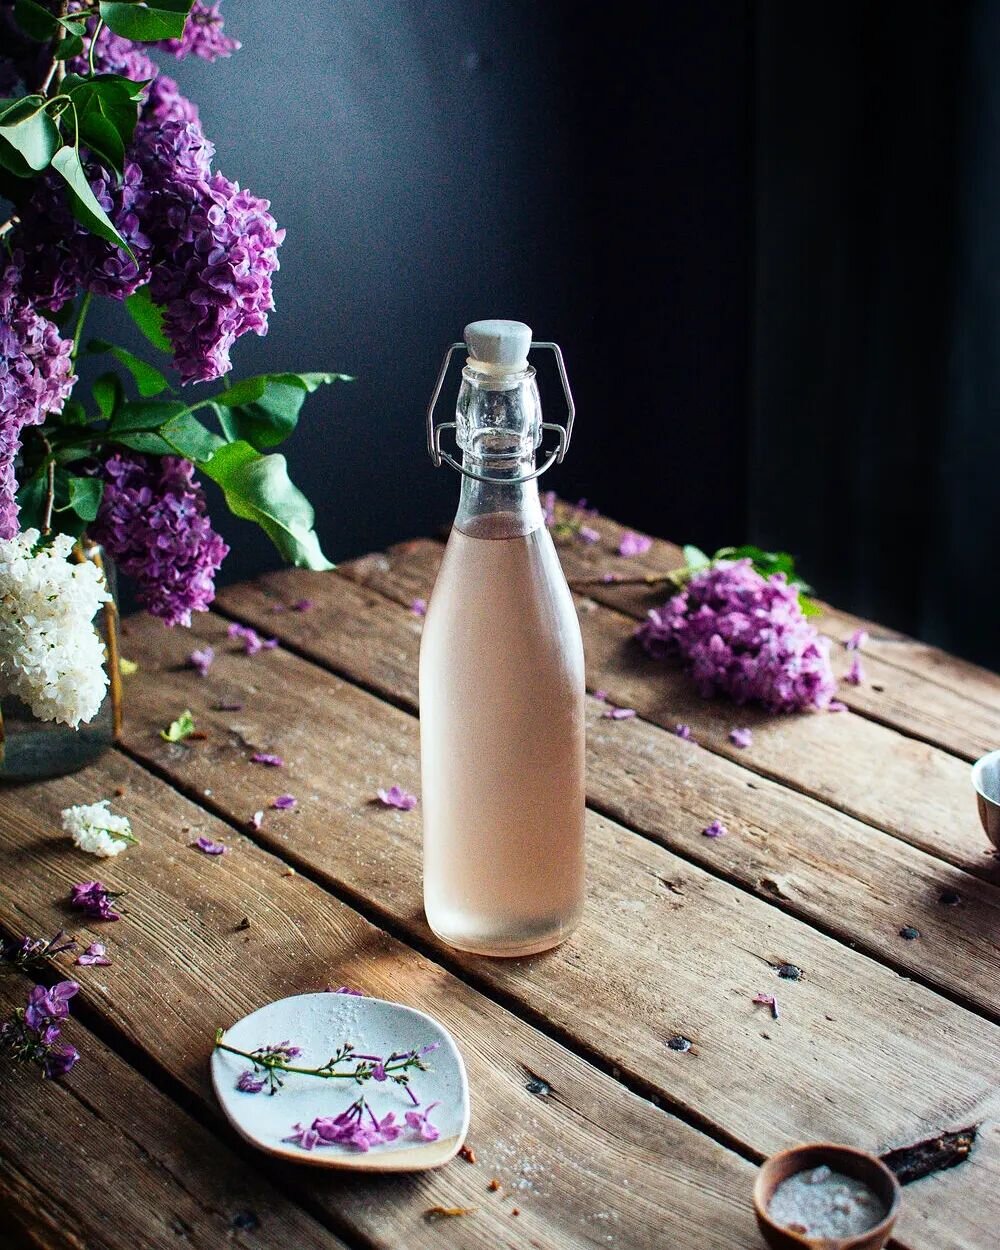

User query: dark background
[91,0,1000,668]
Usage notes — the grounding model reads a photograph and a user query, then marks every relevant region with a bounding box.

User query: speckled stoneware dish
[972,749,1000,850]
[753,1143,901,1250]
[211,992,470,1171]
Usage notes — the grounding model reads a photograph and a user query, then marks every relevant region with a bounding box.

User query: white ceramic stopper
[463,319,532,369]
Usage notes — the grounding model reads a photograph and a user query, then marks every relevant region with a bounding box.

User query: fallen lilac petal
[619,531,652,558]
[702,820,728,839]
[75,942,111,967]
[602,706,636,720]
[249,810,264,831]
[269,602,287,613]
[675,723,693,740]
[187,645,215,677]
[237,1069,266,1093]
[845,629,869,651]
[251,752,284,767]
[283,1122,320,1150]
[376,785,418,811]
[592,689,609,702]
[828,700,848,712]
[753,991,780,1020]
[405,1100,440,1142]
[729,726,753,749]
[69,881,122,922]
[192,836,227,855]
[292,599,314,612]
[43,1043,79,1078]
[843,655,864,686]
[271,795,297,810]
[410,598,427,617]
[579,525,601,544]
[326,986,363,995]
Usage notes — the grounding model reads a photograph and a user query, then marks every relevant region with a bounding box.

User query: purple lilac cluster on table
[0,980,80,1078]
[69,880,123,922]
[636,559,838,712]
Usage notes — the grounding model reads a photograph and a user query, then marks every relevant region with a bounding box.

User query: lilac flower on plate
[192,836,227,855]
[283,1121,321,1150]
[75,943,111,967]
[602,706,636,720]
[188,645,215,676]
[250,752,284,768]
[271,795,297,811]
[376,785,417,811]
[702,820,728,839]
[237,1069,267,1093]
[619,531,652,558]
[405,1100,441,1142]
[729,726,753,749]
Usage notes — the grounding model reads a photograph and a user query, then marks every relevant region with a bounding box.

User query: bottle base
[426,911,581,958]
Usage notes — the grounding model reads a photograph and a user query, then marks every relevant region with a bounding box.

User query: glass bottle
[420,320,585,956]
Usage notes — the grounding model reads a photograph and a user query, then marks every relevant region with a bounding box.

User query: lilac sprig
[0,980,80,1079]
[0,931,77,974]
[216,1031,438,1099]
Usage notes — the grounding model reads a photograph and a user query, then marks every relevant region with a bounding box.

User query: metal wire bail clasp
[425,340,575,484]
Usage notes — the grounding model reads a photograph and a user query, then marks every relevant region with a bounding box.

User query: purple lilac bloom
[157,2,240,60]
[251,752,284,767]
[729,726,753,749]
[75,943,111,967]
[192,836,227,855]
[270,795,296,811]
[619,530,652,558]
[237,1069,266,1093]
[188,645,215,676]
[0,257,76,537]
[702,820,727,839]
[90,453,228,627]
[405,1100,441,1142]
[283,1121,321,1150]
[376,785,417,811]
[43,1043,80,1078]
[69,881,122,922]
[24,981,79,1031]
[636,559,838,713]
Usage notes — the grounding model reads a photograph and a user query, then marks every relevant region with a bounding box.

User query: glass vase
[0,543,122,782]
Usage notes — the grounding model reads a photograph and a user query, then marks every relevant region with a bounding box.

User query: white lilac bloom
[61,801,135,857]
[0,530,111,728]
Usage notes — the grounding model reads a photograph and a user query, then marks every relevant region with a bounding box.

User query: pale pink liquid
[419,512,586,956]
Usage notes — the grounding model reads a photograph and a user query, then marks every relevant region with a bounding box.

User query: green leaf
[54,33,85,59]
[54,398,88,427]
[76,109,125,172]
[99,0,194,42]
[108,430,176,455]
[13,0,57,39]
[125,287,172,353]
[92,371,123,421]
[682,544,711,571]
[212,372,351,450]
[51,145,134,259]
[66,475,104,523]
[160,708,196,743]
[0,97,59,171]
[799,594,822,617]
[159,412,224,462]
[14,470,48,532]
[69,75,145,165]
[109,398,187,433]
[88,339,168,397]
[201,442,334,570]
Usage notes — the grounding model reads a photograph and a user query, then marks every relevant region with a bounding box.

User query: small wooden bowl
[753,1143,901,1250]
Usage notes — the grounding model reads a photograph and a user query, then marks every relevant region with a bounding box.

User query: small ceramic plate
[211,992,470,1171]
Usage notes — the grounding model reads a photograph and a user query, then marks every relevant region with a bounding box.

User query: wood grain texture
[0,980,344,1250]
[115,611,1000,1250]
[213,565,1000,1006]
[260,537,993,881]
[0,754,760,1250]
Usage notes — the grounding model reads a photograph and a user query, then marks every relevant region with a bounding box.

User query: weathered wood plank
[544,508,1000,761]
[0,756,760,1250]
[216,558,998,894]
[0,978,344,1250]
[116,612,1000,1250]
[312,540,994,880]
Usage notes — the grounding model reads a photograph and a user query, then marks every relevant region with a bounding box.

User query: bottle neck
[454,456,543,537]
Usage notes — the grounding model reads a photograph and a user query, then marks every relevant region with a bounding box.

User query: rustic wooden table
[2,506,999,1250]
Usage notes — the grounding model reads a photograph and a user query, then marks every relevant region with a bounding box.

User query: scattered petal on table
[377,786,417,811]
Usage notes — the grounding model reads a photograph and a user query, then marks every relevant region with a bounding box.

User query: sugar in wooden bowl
[752,1143,901,1250]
